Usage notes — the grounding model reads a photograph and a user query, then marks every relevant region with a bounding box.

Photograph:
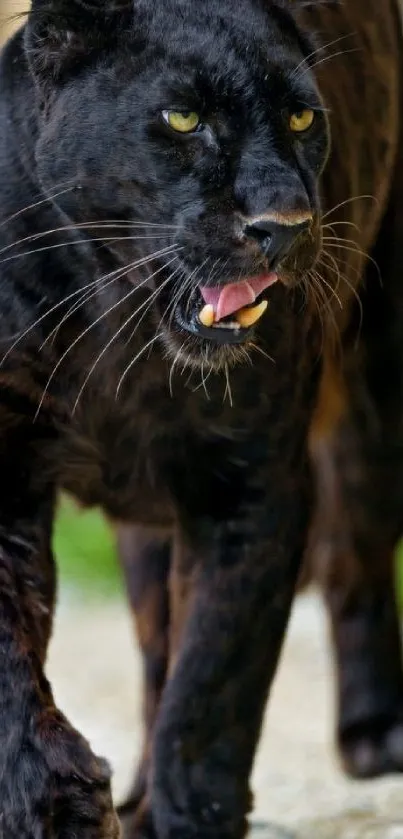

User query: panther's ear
[25,0,134,85]
[275,0,342,13]
[279,0,341,6]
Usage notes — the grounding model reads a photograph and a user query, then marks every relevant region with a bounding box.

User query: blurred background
[0,3,403,834]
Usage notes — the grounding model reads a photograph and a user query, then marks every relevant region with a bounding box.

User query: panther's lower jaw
[163,299,262,372]
[160,322,257,375]
[157,319,254,376]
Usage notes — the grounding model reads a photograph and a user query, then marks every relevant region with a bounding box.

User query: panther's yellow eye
[289,109,315,133]
[163,111,200,133]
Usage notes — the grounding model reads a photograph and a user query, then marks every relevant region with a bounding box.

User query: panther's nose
[242,213,312,268]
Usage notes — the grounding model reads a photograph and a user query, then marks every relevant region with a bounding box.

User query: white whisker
[322,195,377,220]
[116,333,164,396]
[34,248,181,417]
[223,363,233,407]
[0,233,174,266]
[297,47,361,81]
[0,182,75,230]
[1,244,179,366]
[169,340,188,397]
[71,260,178,412]
[249,342,275,364]
[289,32,357,81]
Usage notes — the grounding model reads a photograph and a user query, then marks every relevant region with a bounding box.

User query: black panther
[0,0,402,837]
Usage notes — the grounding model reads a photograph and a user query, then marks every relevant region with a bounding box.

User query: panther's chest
[52,342,276,527]
[57,375,182,526]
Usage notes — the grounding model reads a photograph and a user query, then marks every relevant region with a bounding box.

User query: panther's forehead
[121,2,318,112]
[132,0,306,69]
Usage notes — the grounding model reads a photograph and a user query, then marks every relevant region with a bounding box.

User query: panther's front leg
[147,441,313,839]
[0,416,120,839]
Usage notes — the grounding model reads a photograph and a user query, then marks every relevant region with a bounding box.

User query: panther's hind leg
[311,194,403,778]
[312,412,403,778]
[116,524,171,825]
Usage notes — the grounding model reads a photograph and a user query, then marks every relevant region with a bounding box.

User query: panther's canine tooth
[199,304,215,327]
[235,300,268,327]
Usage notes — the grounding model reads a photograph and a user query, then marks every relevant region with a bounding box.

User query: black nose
[243,216,311,267]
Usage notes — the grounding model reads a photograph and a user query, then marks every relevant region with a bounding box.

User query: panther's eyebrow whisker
[288,32,357,80]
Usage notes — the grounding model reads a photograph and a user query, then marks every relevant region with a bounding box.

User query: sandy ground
[47,590,403,839]
[0,1,28,42]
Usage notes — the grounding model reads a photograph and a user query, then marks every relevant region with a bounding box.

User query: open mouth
[174,272,278,344]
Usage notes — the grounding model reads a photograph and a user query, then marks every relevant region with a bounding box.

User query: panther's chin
[161,327,255,373]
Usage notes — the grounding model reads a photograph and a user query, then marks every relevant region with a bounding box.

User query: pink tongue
[199,273,278,321]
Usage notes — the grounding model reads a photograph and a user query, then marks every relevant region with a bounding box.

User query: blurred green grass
[54,497,123,597]
[54,497,403,606]
[397,554,403,610]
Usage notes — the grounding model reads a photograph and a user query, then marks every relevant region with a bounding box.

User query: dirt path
[47,590,403,838]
